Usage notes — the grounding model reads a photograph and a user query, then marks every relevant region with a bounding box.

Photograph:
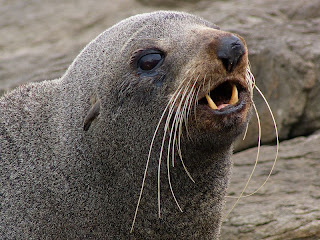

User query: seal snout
[216,35,245,73]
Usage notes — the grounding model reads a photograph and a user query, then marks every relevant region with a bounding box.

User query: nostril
[217,35,245,72]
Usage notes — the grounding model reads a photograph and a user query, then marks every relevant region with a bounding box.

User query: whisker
[242,122,250,140]
[172,76,194,167]
[157,87,187,219]
[166,104,183,212]
[156,72,197,218]
[165,74,198,211]
[130,86,184,232]
[183,76,199,140]
[224,101,260,209]
[158,106,174,218]
[177,74,200,160]
[242,64,255,141]
[172,77,196,182]
[193,86,202,125]
[177,79,191,159]
[224,74,279,221]
[237,85,279,197]
[186,74,205,131]
[246,63,255,99]
[225,85,279,202]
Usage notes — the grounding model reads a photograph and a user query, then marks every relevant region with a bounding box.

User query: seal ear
[83,100,101,131]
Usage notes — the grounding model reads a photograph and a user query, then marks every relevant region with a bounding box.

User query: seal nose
[217,35,245,72]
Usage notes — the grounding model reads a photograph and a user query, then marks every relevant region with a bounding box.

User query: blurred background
[1,0,319,239]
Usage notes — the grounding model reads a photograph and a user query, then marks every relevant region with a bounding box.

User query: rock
[222,131,320,239]
[0,0,140,92]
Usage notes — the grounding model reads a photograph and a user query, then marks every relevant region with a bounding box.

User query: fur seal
[0,11,253,239]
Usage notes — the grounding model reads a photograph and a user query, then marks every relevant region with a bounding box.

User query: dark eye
[137,53,164,71]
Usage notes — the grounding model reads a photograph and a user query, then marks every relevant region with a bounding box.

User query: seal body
[0,11,252,239]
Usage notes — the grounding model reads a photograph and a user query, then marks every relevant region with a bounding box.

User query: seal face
[137,26,254,151]
[0,11,254,239]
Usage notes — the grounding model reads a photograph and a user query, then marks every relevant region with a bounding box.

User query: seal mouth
[197,80,248,115]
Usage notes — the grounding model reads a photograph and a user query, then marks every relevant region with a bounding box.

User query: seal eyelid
[138,53,164,71]
[132,48,165,73]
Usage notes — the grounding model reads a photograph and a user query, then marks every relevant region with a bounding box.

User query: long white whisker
[193,86,202,125]
[175,75,200,183]
[166,104,183,212]
[242,64,255,140]
[224,102,260,210]
[225,85,279,201]
[181,82,197,141]
[185,74,203,139]
[130,86,183,232]
[246,64,255,99]
[165,74,199,212]
[238,85,279,197]
[172,76,194,167]
[157,87,186,219]
[177,75,200,160]
[242,122,250,140]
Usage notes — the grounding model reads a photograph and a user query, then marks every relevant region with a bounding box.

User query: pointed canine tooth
[229,84,239,105]
[205,94,218,110]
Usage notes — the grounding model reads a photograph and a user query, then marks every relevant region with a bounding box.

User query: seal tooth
[229,84,238,105]
[205,94,218,110]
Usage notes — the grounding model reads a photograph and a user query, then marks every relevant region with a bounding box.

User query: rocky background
[1,0,319,239]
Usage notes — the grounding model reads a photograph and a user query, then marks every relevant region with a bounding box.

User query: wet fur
[0,11,255,239]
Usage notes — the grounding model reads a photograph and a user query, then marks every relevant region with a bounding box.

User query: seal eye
[137,53,164,71]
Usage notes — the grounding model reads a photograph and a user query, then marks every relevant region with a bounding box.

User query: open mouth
[198,80,247,113]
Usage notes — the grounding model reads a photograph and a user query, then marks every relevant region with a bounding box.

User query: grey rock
[222,131,320,239]
[0,0,150,92]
